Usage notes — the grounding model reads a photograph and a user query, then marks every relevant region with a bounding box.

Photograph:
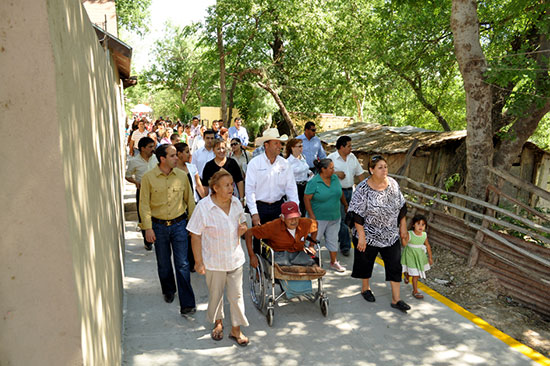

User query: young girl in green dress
[401,215,433,299]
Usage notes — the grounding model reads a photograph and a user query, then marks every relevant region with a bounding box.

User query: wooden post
[468,168,502,267]
[396,139,419,179]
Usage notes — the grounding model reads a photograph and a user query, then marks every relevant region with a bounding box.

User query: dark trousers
[136,188,153,247]
[152,219,196,310]
[351,238,402,282]
[297,182,307,216]
[253,199,284,253]
[338,188,353,252]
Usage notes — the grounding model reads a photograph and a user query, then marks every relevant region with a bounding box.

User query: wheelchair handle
[306,236,320,245]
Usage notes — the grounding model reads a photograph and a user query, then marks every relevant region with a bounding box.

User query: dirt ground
[417,244,550,358]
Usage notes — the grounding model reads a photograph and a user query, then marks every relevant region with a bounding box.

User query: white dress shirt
[327,151,365,189]
[287,154,310,182]
[185,162,201,202]
[192,146,215,178]
[228,126,249,146]
[125,154,158,183]
[245,153,299,215]
[186,196,246,271]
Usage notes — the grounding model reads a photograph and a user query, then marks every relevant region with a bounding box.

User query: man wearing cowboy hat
[245,128,299,252]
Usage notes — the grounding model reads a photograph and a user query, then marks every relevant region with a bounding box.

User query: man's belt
[152,213,187,226]
[342,187,353,191]
[297,181,308,186]
[257,198,284,206]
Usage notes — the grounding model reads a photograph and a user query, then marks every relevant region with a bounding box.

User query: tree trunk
[493,33,550,170]
[257,81,298,136]
[353,95,364,122]
[217,24,228,126]
[451,0,493,205]
[181,70,196,105]
[397,69,452,131]
[345,71,365,122]
[227,77,238,127]
[195,84,203,105]
[407,77,452,131]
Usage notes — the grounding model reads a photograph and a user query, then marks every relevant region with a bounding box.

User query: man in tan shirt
[140,144,197,315]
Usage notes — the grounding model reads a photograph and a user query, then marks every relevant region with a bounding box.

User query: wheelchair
[249,238,329,326]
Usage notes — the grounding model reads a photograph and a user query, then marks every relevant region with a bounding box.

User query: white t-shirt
[131,129,149,147]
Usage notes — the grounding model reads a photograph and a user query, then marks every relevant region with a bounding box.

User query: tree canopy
[115,0,152,37]
[129,0,550,198]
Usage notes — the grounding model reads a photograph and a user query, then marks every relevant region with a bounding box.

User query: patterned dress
[401,231,430,278]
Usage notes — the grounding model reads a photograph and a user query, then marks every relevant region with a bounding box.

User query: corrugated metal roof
[319,123,467,154]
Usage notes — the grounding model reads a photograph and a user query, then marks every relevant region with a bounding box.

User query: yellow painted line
[374,257,550,365]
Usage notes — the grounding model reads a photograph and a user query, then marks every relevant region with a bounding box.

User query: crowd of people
[125,115,433,346]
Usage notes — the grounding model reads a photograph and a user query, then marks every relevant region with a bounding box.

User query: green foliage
[115,0,151,37]
[132,0,549,148]
[124,74,188,121]
[235,84,279,138]
[492,206,550,248]
[445,173,461,191]
[530,115,550,150]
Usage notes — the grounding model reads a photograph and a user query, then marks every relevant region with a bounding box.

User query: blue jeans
[153,219,196,309]
[338,188,353,252]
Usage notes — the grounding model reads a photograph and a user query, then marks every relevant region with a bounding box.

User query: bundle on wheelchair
[249,237,329,326]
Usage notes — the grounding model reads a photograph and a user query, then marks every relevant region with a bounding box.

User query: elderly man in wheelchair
[244,201,329,325]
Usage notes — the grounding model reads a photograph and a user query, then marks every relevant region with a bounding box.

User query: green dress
[401,231,430,278]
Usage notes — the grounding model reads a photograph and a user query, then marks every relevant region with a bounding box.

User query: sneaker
[341,250,350,257]
[144,242,153,251]
[330,261,346,272]
[180,307,196,316]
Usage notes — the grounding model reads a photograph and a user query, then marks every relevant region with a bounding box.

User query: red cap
[281,201,301,219]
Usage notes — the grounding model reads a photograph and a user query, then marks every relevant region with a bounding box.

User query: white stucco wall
[0,0,126,364]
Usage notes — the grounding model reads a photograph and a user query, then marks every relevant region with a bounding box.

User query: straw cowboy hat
[255,128,289,146]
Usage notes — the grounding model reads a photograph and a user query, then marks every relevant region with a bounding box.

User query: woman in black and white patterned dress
[347,155,411,312]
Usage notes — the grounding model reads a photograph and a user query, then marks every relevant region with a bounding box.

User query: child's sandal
[412,291,424,299]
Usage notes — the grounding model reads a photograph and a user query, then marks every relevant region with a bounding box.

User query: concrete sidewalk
[121,186,539,366]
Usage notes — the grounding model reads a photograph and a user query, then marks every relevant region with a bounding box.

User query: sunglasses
[371,155,384,162]
[231,142,240,146]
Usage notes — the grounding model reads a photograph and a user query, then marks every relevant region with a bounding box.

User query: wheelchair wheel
[266,298,275,327]
[320,296,329,317]
[249,254,265,311]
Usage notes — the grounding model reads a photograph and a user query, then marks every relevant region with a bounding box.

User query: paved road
[122,188,540,366]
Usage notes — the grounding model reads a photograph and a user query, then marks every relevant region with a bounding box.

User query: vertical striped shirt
[186,196,246,271]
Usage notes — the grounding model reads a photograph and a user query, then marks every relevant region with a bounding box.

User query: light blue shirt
[228,126,249,146]
[296,134,326,168]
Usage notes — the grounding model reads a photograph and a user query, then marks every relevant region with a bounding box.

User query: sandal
[412,291,424,299]
[229,333,249,347]
[211,326,223,341]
